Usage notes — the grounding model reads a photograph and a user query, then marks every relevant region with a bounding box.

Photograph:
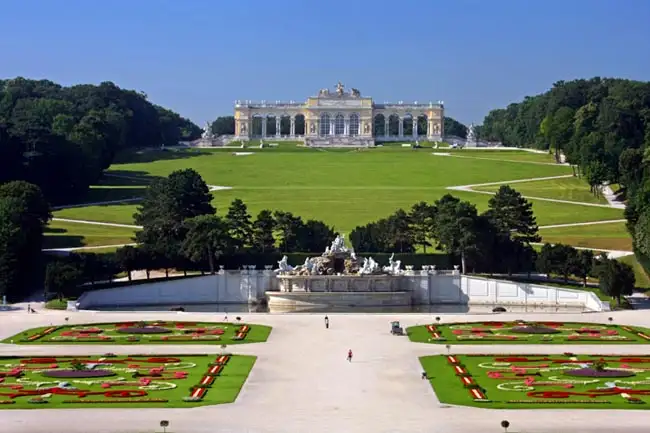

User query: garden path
[2,310,650,433]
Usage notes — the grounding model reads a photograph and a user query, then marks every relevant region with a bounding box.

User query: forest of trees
[0,77,201,301]
[478,77,650,277]
[0,77,201,204]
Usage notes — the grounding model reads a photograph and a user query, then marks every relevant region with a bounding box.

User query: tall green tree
[298,220,336,253]
[182,215,230,274]
[273,211,304,252]
[432,194,479,273]
[251,210,276,253]
[210,116,235,135]
[409,202,435,252]
[595,258,635,304]
[224,199,252,252]
[0,198,24,300]
[484,185,540,244]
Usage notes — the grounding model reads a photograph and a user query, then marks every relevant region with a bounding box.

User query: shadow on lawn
[112,147,213,164]
[42,230,85,249]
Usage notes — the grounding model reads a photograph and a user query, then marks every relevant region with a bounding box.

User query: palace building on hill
[232,82,444,147]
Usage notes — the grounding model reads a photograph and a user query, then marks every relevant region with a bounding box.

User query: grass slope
[540,222,632,251]
[473,176,608,205]
[43,221,136,249]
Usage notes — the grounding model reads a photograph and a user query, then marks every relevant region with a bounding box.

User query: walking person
[324,315,329,329]
[27,304,31,314]
[347,349,353,362]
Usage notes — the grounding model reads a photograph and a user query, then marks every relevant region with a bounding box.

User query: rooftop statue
[336,81,345,96]
[351,88,361,97]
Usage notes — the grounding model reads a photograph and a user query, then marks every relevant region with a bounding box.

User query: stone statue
[275,255,294,273]
[383,253,402,275]
[240,123,247,133]
[351,88,361,97]
[364,123,370,134]
[310,123,316,133]
[336,81,345,96]
[467,124,476,143]
[329,234,349,254]
[319,88,330,96]
[202,121,214,139]
[359,257,380,275]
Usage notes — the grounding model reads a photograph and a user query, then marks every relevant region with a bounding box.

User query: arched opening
[294,114,305,135]
[388,114,400,137]
[403,114,413,137]
[334,114,345,135]
[417,115,428,137]
[266,115,277,136]
[349,113,360,136]
[280,115,291,136]
[320,113,330,136]
[252,115,263,137]
[373,114,385,137]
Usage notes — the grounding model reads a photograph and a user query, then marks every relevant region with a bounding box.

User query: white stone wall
[75,271,608,312]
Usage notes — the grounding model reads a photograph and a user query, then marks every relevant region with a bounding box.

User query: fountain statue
[466,124,477,147]
[382,253,403,275]
[275,255,294,274]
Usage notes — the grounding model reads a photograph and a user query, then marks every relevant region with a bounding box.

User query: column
[275,117,281,137]
[398,118,404,137]
[413,119,418,138]
[427,119,434,139]
[330,116,335,136]
[290,116,295,137]
[385,119,389,137]
[261,117,267,138]
[344,117,350,136]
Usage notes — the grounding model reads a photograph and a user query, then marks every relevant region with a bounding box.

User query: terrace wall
[75,271,609,312]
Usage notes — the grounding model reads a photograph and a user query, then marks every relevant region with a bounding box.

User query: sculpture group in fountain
[274,235,404,276]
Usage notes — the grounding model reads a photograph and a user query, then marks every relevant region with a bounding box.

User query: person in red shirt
[347,349,353,362]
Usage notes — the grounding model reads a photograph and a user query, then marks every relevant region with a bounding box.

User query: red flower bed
[215,355,230,365]
[62,399,168,404]
[42,369,116,378]
[189,387,207,400]
[26,327,60,342]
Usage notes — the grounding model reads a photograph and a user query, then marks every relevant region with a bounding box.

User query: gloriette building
[233,82,444,147]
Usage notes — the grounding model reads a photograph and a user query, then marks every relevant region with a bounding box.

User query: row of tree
[132,168,337,273]
[350,185,540,274]
[0,77,201,204]
[476,76,650,277]
[479,77,650,191]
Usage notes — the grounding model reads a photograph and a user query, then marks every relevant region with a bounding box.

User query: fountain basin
[276,274,402,293]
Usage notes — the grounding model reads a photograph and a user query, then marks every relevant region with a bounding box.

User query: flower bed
[6,321,271,346]
[0,354,255,409]
[421,353,650,409]
[410,321,650,345]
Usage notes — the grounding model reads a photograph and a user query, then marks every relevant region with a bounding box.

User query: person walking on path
[324,315,329,329]
[347,349,353,362]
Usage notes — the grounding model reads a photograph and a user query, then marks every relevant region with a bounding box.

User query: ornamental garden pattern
[0,354,256,408]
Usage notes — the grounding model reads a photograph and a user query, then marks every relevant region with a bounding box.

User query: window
[335,114,345,135]
[320,113,330,136]
[349,114,359,136]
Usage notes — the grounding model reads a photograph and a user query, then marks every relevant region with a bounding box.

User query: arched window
[335,114,345,135]
[349,114,360,136]
[373,114,385,137]
[320,113,330,136]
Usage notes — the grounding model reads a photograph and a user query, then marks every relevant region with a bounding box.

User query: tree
[572,249,595,286]
[484,185,540,244]
[595,258,635,304]
[535,243,578,281]
[224,199,252,252]
[409,202,435,252]
[619,148,644,191]
[273,211,304,252]
[182,215,230,274]
[0,198,24,300]
[115,246,140,281]
[251,210,276,253]
[210,116,235,135]
[298,220,335,253]
[386,209,415,253]
[432,194,479,273]
[44,260,83,300]
[443,117,468,138]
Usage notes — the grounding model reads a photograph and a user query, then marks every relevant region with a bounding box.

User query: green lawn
[422,354,650,409]
[407,321,650,344]
[440,149,558,163]
[539,222,632,251]
[43,220,137,249]
[0,354,255,409]
[473,175,608,205]
[4,321,272,345]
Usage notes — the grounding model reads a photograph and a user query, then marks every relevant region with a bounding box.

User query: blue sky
[1,0,649,125]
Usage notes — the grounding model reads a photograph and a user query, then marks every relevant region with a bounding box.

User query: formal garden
[408,320,650,344]
[0,354,254,409]
[3,321,272,345]
[421,354,650,409]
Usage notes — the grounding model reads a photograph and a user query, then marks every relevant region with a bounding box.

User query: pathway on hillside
[432,151,571,166]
